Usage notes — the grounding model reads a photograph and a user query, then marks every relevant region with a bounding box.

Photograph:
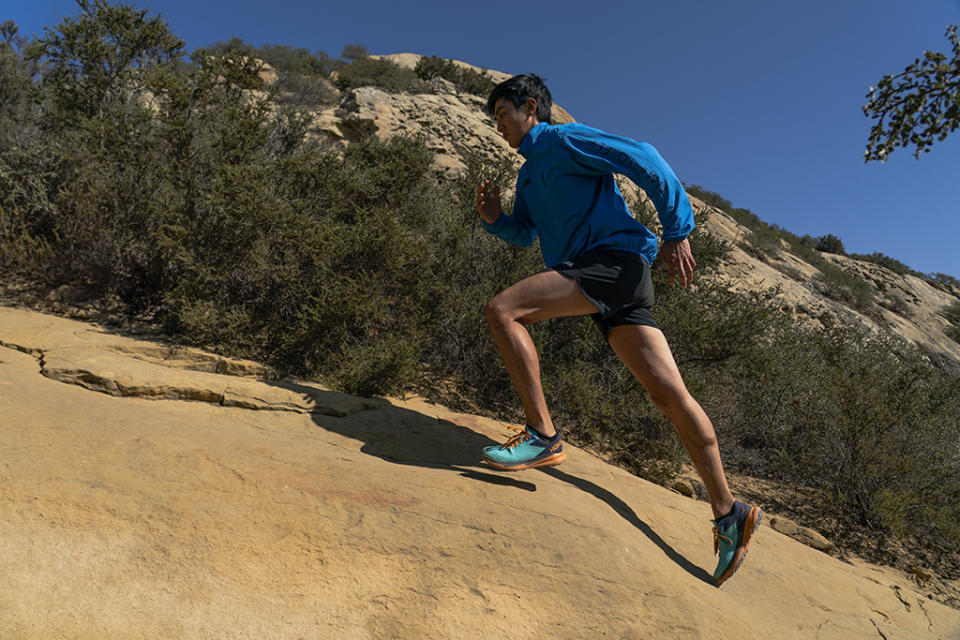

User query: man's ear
[525,97,538,120]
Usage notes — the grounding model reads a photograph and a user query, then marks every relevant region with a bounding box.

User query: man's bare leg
[485,270,598,438]
[607,324,735,519]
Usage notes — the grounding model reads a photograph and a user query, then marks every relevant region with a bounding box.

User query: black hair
[486,73,553,125]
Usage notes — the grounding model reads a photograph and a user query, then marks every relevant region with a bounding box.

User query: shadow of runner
[267,378,711,582]
[271,379,536,491]
[540,466,717,586]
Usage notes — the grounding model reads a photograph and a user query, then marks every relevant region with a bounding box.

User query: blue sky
[9,0,960,277]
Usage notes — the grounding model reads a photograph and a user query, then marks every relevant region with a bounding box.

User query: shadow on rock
[541,466,716,586]
[271,379,536,491]
[269,378,712,584]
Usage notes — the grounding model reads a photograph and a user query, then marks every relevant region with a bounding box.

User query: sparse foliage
[863,25,960,161]
[815,233,846,255]
[340,43,368,61]
[334,55,418,92]
[931,272,960,289]
[198,37,340,75]
[26,0,185,123]
[849,252,921,278]
[943,300,960,325]
[195,37,341,105]
[414,55,496,96]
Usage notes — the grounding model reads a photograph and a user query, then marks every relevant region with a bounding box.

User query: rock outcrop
[2,305,958,638]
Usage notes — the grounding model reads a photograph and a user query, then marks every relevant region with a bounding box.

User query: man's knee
[648,384,717,447]
[645,378,690,417]
[485,295,516,327]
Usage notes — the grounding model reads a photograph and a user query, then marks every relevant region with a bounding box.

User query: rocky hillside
[280,52,960,370]
[701,213,960,370]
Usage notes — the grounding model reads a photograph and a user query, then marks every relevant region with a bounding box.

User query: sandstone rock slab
[1,305,958,639]
[0,307,380,417]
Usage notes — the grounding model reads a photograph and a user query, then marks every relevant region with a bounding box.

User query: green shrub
[414,55,496,96]
[730,321,960,562]
[340,43,368,61]
[682,184,785,259]
[0,21,33,117]
[787,242,875,312]
[274,71,339,105]
[815,233,846,255]
[940,301,960,325]
[195,38,341,106]
[727,207,764,231]
[198,37,340,75]
[684,184,895,313]
[930,272,960,289]
[335,56,419,92]
[943,301,960,343]
[158,133,449,395]
[257,43,335,74]
[850,251,920,277]
[742,223,784,260]
[26,0,185,124]
[880,293,913,318]
[684,183,733,212]
[814,261,875,312]
[0,22,56,275]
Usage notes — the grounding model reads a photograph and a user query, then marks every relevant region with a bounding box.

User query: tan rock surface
[1,305,958,639]
[315,84,519,179]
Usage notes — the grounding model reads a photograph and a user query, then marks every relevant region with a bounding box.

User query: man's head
[486,74,553,148]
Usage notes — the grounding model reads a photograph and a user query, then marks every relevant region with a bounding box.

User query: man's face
[493,97,538,149]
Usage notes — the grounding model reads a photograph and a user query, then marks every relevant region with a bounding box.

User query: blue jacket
[483,122,694,267]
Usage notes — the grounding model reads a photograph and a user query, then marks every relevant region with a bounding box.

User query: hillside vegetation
[2,2,959,591]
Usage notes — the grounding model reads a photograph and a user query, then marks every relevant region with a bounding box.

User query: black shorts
[551,249,658,336]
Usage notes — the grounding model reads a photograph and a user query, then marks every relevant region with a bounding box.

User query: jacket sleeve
[482,189,538,246]
[560,126,694,242]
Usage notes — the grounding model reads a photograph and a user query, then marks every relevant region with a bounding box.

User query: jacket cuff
[482,212,506,232]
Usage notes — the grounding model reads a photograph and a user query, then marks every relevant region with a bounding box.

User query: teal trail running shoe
[482,425,566,471]
[712,501,762,585]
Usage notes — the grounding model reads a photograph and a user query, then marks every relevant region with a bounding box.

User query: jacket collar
[518,122,548,158]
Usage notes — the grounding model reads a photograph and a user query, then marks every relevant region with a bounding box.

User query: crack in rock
[871,609,890,622]
[15,343,381,418]
[869,618,888,640]
[917,600,934,631]
[892,585,912,612]
[0,340,44,357]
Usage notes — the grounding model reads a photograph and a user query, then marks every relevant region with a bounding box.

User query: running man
[476,74,761,585]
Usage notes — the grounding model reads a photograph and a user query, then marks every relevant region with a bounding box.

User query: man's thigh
[491,270,600,324]
[606,324,687,395]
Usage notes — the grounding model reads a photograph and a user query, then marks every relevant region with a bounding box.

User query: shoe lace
[500,425,533,451]
[713,525,733,556]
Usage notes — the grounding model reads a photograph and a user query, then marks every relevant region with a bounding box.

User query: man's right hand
[476,180,501,224]
[657,238,697,288]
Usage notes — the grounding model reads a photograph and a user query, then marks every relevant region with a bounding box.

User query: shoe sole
[715,506,763,585]
[481,451,567,471]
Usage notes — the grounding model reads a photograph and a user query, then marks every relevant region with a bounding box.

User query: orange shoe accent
[715,506,762,585]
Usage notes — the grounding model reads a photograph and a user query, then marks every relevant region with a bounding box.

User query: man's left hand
[657,238,696,288]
